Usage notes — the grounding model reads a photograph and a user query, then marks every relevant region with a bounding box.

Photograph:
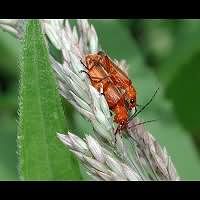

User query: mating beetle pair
[81,51,158,136]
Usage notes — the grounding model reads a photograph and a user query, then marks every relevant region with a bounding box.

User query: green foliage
[158,21,200,135]
[0,19,200,180]
[90,20,200,180]
[17,20,81,180]
[0,29,20,78]
[0,29,20,179]
[133,20,200,156]
[0,114,18,179]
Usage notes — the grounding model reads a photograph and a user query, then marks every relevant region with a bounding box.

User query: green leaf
[166,53,200,134]
[17,20,81,180]
[91,20,200,180]
[0,114,18,179]
[0,29,20,78]
[46,35,63,64]
[158,21,200,87]
[156,22,200,134]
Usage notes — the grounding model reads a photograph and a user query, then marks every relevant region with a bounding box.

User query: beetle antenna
[114,126,120,144]
[128,87,159,121]
[127,119,158,129]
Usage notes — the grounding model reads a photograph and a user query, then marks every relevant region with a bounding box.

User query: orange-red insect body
[84,53,158,135]
[87,51,137,110]
[85,54,129,131]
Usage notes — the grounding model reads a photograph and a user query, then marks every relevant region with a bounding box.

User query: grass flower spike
[57,132,142,181]
[42,19,115,144]
[0,19,179,180]
[0,19,25,38]
[41,19,179,181]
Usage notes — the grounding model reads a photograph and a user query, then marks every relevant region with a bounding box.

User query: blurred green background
[1,19,200,180]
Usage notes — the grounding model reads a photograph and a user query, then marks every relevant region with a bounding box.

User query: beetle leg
[80,69,89,75]
[80,70,110,83]
[114,133,117,145]
[114,126,120,144]
[81,59,101,71]
[99,81,112,96]
[89,75,111,83]
[95,76,110,83]
[80,59,88,69]
[99,83,104,95]
[134,106,137,114]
